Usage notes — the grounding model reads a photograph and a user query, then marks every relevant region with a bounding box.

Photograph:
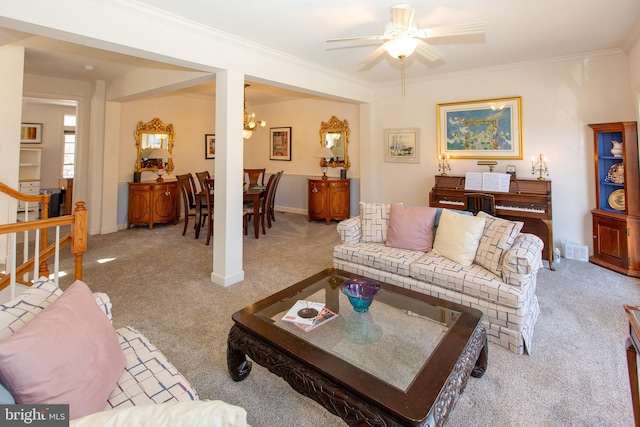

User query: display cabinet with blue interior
[589,121,639,277]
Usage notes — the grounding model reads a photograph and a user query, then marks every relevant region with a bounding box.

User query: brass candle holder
[438,154,451,176]
[531,154,548,180]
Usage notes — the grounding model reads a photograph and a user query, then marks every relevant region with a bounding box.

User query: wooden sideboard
[128,181,179,229]
[308,177,350,224]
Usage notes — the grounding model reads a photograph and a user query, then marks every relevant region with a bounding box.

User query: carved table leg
[472,326,488,378]
[227,325,252,382]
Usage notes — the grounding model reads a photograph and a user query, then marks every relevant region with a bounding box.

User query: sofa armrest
[337,216,362,245]
[501,233,544,286]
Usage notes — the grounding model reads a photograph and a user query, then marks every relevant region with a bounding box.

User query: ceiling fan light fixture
[383,35,420,59]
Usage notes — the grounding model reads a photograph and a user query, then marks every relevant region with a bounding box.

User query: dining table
[195,186,266,239]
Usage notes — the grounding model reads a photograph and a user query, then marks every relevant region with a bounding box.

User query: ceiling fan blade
[416,22,486,39]
[415,40,446,62]
[326,35,387,43]
[391,4,415,29]
[360,45,387,64]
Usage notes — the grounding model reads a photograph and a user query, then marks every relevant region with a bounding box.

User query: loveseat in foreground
[0,278,248,426]
[333,203,544,355]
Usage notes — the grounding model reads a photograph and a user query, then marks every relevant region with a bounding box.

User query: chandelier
[243,84,266,139]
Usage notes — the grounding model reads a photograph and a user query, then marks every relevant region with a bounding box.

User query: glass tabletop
[254,270,460,391]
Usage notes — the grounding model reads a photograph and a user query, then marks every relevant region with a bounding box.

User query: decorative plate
[608,189,625,211]
[606,163,624,184]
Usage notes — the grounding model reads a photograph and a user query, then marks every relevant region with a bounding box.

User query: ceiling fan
[326,3,486,64]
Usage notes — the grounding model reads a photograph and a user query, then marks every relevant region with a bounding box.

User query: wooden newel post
[71,202,87,281]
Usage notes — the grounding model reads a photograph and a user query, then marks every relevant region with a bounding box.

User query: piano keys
[429,175,554,270]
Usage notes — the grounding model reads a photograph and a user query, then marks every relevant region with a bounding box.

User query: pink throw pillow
[0,280,126,420]
[386,204,437,251]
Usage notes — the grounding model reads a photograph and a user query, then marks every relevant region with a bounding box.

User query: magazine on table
[292,307,339,333]
[282,300,326,325]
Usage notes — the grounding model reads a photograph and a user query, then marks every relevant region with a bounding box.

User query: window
[63,114,76,178]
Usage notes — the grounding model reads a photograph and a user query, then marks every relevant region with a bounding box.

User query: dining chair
[464,193,496,216]
[202,180,214,245]
[244,173,276,236]
[195,171,211,192]
[267,171,284,227]
[176,173,198,236]
[244,168,266,188]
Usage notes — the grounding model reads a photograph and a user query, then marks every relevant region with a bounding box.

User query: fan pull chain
[400,55,406,97]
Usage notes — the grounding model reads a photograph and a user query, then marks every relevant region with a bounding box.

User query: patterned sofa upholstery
[333,205,544,355]
[0,279,248,426]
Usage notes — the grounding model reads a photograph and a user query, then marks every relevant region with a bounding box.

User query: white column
[211,71,245,286]
[0,46,25,260]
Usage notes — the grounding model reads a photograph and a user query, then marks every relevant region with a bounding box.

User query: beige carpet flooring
[55,212,640,426]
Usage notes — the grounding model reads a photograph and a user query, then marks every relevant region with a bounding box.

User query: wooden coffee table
[227,268,487,426]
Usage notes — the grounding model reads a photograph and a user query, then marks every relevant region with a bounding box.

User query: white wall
[371,52,636,252]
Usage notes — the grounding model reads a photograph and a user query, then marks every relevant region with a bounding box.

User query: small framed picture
[21,123,42,144]
[270,127,292,161]
[383,128,420,163]
[506,164,517,178]
[205,134,215,159]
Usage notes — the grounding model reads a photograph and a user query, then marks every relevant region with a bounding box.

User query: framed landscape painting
[384,128,420,163]
[437,97,522,159]
[270,127,291,161]
[21,123,42,144]
[205,134,215,159]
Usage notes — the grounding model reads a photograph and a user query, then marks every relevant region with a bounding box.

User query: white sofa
[0,278,248,426]
[332,203,544,355]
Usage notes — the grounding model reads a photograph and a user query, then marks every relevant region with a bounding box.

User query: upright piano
[429,175,554,270]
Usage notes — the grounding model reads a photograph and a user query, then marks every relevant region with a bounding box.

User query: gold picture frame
[437,97,522,159]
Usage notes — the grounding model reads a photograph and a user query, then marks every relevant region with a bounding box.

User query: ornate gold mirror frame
[133,117,175,174]
[319,116,350,170]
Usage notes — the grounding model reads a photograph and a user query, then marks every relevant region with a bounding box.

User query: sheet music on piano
[464,172,511,193]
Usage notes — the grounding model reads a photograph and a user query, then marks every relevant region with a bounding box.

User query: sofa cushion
[386,204,437,252]
[71,400,248,427]
[0,280,126,420]
[432,209,485,266]
[0,277,62,340]
[333,243,425,277]
[409,252,525,309]
[360,202,398,243]
[474,211,524,276]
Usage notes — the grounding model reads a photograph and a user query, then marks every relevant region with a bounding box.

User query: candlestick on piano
[438,154,451,176]
[531,154,548,180]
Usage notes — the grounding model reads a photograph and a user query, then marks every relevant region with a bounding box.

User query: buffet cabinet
[308,177,350,224]
[128,181,179,229]
[589,121,640,277]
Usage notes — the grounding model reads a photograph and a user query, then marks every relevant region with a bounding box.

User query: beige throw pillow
[474,211,524,276]
[433,209,486,266]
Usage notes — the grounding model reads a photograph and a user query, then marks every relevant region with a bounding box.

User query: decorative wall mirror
[133,117,175,174]
[319,116,350,170]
